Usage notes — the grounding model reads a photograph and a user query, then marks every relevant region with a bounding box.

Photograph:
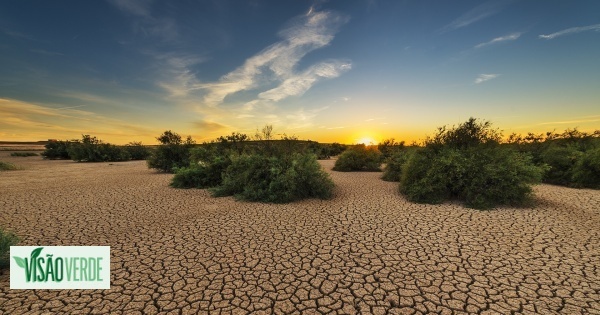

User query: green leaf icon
[31,247,43,260]
[13,256,26,269]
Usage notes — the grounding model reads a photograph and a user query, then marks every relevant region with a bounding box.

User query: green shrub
[540,145,582,186]
[171,155,231,189]
[399,118,545,210]
[333,145,381,172]
[328,142,347,156]
[378,138,405,161]
[10,152,38,157]
[0,161,18,171]
[381,149,412,182]
[124,142,150,160]
[572,147,600,188]
[147,130,195,173]
[68,135,130,162]
[212,153,334,203]
[41,140,72,159]
[0,228,19,268]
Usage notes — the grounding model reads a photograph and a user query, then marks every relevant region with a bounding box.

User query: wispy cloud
[200,10,350,107]
[257,61,351,102]
[539,24,600,40]
[474,74,500,84]
[193,120,227,132]
[537,116,600,125]
[475,32,521,48]
[440,0,514,33]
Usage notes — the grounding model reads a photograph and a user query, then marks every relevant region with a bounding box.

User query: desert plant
[147,130,195,172]
[124,142,151,160]
[68,135,130,162]
[10,152,38,157]
[539,145,583,186]
[41,140,72,159]
[381,149,412,182]
[378,138,405,161]
[171,154,231,189]
[0,227,19,267]
[333,145,381,172]
[212,153,334,203]
[572,147,600,189]
[399,118,545,210]
[0,161,18,171]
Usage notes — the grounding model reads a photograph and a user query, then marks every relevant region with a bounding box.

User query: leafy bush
[328,142,347,156]
[147,130,195,173]
[171,153,231,189]
[212,153,334,203]
[378,138,405,161]
[539,145,582,186]
[0,227,19,267]
[399,118,545,209]
[68,135,130,162]
[572,147,600,188]
[0,161,18,171]
[41,140,72,159]
[10,152,38,157]
[333,145,381,172]
[381,149,412,182]
[124,142,151,160]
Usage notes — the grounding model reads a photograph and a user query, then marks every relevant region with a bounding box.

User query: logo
[10,246,110,289]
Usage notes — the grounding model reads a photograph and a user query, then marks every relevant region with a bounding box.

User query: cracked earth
[0,153,599,314]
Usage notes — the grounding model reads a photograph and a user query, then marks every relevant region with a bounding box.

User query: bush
[68,135,130,162]
[333,145,381,172]
[147,130,195,173]
[572,147,600,188]
[41,140,72,159]
[212,153,334,203]
[378,138,405,161]
[10,152,38,157]
[0,228,19,268]
[399,118,545,210]
[171,154,231,189]
[381,149,412,182]
[540,145,582,186]
[0,161,18,171]
[124,142,151,160]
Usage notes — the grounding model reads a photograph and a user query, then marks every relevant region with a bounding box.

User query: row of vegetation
[333,118,599,209]
[41,135,150,162]
[150,126,336,203]
[10,152,38,157]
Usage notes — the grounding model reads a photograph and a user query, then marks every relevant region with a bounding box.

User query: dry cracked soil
[0,152,599,315]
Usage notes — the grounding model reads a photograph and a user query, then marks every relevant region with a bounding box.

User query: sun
[357,137,376,145]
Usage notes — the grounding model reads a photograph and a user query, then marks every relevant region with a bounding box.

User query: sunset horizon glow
[1,1,599,145]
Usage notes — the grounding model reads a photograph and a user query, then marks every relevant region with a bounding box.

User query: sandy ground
[0,152,599,315]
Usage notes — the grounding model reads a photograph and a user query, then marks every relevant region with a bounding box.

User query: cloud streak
[200,10,350,107]
[475,32,521,48]
[475,74,500,84]
[539,24,600,40]
[440,0,514,33]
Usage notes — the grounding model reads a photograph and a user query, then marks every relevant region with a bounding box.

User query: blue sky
[1,0,599,144]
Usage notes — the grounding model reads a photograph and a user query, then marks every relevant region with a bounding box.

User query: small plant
[572,147,600,189]
[399,118,546,210]
[333,145,381,172]
[147,130,195,173]
[124,142,151,160]
[0,161,18,171]
[0,227,19,268]
[212,153,334,203]
[68,135,130,162]
[540,145,582,186]
[41,140,72,159]
[10,152,39,157]
[381,149,412,182]
[378,138,405,161]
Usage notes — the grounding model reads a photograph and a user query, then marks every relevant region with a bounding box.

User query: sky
[1,0,599,145]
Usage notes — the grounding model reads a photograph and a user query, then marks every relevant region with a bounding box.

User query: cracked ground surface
[0,153,599,314]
